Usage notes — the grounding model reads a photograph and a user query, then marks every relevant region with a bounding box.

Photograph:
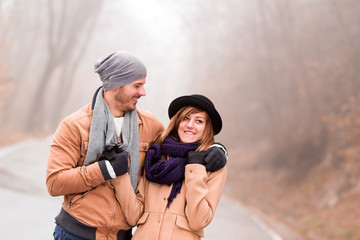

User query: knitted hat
[168,94,222,135]
[94,51,147,91]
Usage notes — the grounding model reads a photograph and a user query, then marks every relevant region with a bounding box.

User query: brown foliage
[184,0,360,239]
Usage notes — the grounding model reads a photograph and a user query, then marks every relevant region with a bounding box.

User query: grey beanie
[94,51,147,91]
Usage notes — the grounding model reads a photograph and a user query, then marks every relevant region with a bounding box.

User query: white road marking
[251,214,284,240]
[0,139,36,158]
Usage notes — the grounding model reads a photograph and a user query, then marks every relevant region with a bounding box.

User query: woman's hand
[187,151,207,165]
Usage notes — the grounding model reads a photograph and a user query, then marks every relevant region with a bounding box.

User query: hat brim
[168,95,222,135]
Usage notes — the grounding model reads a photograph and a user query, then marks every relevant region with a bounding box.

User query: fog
[0,0,205,131]
[1,1,360,238]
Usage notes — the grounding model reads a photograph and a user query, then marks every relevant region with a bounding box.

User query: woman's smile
[178,112,207,143]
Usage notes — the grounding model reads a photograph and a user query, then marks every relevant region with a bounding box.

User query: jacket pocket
[132,212,150,239]
[66,191,89,209]
[175,215,191,231]
[137,212,150,225]
[173,216,200,240]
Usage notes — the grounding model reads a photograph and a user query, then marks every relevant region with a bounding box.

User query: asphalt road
[0,137,282,240]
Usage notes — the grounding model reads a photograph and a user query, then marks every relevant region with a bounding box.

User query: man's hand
[98,145,129,180]
[204,142,228,172]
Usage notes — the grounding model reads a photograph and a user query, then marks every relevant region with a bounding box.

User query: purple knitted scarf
[145,136,199,207]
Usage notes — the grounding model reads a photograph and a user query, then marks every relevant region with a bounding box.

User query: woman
[111,94,227,239]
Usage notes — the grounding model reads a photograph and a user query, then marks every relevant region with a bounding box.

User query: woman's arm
[111,173,145,226]
[184,164,227,231]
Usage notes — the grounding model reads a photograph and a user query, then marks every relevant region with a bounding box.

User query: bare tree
[180,0,360,181]
[0,0,103,134]
[26,0,103,132]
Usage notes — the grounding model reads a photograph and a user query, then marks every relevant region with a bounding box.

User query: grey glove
[98,145,129,180]
[204,142,228,172]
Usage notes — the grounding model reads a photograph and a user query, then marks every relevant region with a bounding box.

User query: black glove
[188,151,207,165]
[98,145,129,180]
[204,142,228,172]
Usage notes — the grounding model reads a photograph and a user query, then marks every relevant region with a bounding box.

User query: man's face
[112,77,146,113]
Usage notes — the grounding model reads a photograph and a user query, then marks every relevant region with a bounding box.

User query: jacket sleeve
[111,173,145,226]
[46,118,105,196]
[184,164,227,231]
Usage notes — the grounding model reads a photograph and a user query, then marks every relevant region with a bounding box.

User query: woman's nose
[185,119,194,128]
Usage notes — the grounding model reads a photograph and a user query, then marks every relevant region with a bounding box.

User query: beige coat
[111,163,227,240]
[46,103,164,239]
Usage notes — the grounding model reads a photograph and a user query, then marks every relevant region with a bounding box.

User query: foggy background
[1,0,360,239]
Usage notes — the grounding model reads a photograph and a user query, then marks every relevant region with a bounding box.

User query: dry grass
[226,145,360,240]
[227,139,360,240]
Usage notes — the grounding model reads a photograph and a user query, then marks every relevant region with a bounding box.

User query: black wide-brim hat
[168,94,222,135]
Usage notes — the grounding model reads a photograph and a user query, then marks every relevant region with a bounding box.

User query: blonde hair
[160,106,214,151]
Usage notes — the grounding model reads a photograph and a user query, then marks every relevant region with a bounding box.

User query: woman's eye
[196,120,203,124]
[184,116,189,120]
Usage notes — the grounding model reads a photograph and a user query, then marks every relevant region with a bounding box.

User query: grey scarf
[84,87,139,191]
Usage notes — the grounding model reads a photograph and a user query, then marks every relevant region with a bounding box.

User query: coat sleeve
[46,119,105,196]
[184,164,227,231]
[111,173,145,226]
[109,110,163,226]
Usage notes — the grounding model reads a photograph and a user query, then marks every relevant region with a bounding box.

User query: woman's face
[178,111,207,143]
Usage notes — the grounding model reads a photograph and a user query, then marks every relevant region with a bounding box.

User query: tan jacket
[46,103,164,239]
[111,163,227,240]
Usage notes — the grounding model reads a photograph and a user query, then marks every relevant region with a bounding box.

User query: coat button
[164,197,166,200]
[190,170,193,173]
[142,145,147,150]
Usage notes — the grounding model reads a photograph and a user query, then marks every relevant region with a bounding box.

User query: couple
[46,51,228,240]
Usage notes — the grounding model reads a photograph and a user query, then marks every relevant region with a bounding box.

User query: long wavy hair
[160,106,214,151]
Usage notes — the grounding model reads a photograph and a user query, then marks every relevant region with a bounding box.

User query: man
[46,51,227,240]
[47,51,164,239]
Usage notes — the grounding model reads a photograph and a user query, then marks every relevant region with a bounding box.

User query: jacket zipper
[66,192,88,209]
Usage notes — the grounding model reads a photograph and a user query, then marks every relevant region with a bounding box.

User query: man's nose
[139,86,146,96]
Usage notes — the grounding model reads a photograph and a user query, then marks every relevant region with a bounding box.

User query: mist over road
[0,137,281,240]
